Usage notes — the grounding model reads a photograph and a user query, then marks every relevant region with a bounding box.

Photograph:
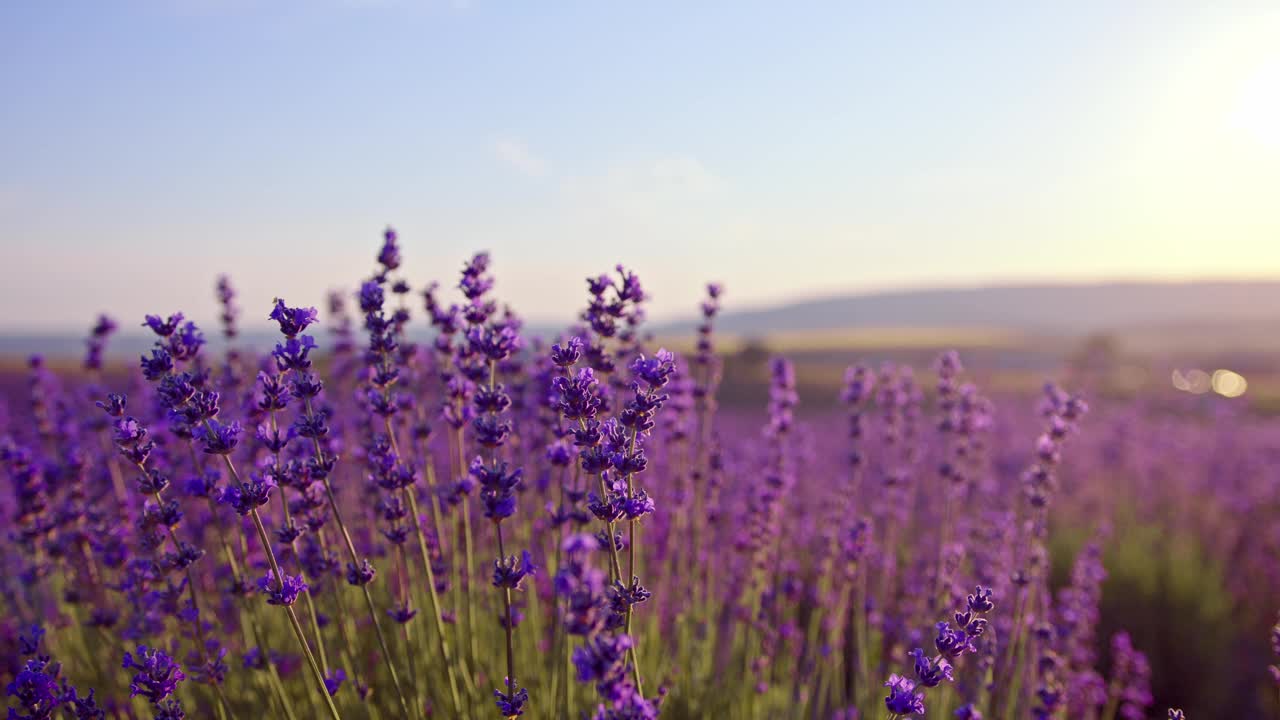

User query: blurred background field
[10,277,1277,411]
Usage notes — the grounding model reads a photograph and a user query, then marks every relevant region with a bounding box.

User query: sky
[2,1,1279,333]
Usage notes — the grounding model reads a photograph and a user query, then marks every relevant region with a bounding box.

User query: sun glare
[1232,54,1280,149]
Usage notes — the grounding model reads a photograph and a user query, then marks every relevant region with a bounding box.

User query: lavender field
[2,229,1277,720]
[8,3,1280,717]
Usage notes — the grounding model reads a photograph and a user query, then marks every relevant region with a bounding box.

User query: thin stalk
[219,524,301,720]
[550,468,568,720]
[395,544,424,715]
[405,487,466,714]
[270,406,332,676]
[389,420,463,715]
[999,586,1035,720]
[456,428,481,686]
[317,528,373,713]
[424,451,481,700]
[208,442,341,720]
[137,463,238,720]
[295,397,414,720]
[496,522,517,709]
[854,569,870,709]
[319,472,415,720]
[286,602,344,720]
[481,358,522,714]
[574,414,643,699]
[248,600,303,720]
[619,427,645,697]
[244,502,343,720]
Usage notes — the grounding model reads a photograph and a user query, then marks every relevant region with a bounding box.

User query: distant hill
[657,281,1280,336]
[2,280,1277,361]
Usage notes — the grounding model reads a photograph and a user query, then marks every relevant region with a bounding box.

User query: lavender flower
[194,418,241,455]
[884,674,925,716]
[122,646,185,704]
[7,668,63,719]
[219,473,275,515]
[1108,632,1153,720]
[258,572,308,606]
[494,683,529,717]
[269,299,319,338]
[83,314,117,372]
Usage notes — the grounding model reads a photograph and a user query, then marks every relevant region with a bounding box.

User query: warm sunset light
[3,4,1279,720]
[1211,368,1248,398]
[1233,54,1280,149]
[4,5,1280,330]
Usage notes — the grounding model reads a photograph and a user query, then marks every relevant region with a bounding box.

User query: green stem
[405,485,465,716]
[496,522,518,709]
[269,407,333,677]
[218,517,300,720]
[323,473,416,720]
[456,429,482,692]
[206,436,337,719]
[293,395,415,720]
[246,504,343,720]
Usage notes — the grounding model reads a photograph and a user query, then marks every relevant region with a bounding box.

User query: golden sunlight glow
[1111,10,1280,280]
[1173,369,1247,398]
[1211,369,1248,398]
[1172,369,1212,395]
[1170,10,1280,152]
[1231,54,1280,149]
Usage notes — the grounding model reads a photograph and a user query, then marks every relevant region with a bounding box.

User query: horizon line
[3,273,1280,336]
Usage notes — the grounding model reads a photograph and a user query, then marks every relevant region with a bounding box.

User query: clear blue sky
[3,1,1279,332]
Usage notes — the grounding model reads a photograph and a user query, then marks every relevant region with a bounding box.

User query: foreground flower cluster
[0,229,1270,719]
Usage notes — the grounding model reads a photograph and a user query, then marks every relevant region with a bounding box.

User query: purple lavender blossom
[257,572,308,606]
[884,674,925,715]
[122,646,185,704]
